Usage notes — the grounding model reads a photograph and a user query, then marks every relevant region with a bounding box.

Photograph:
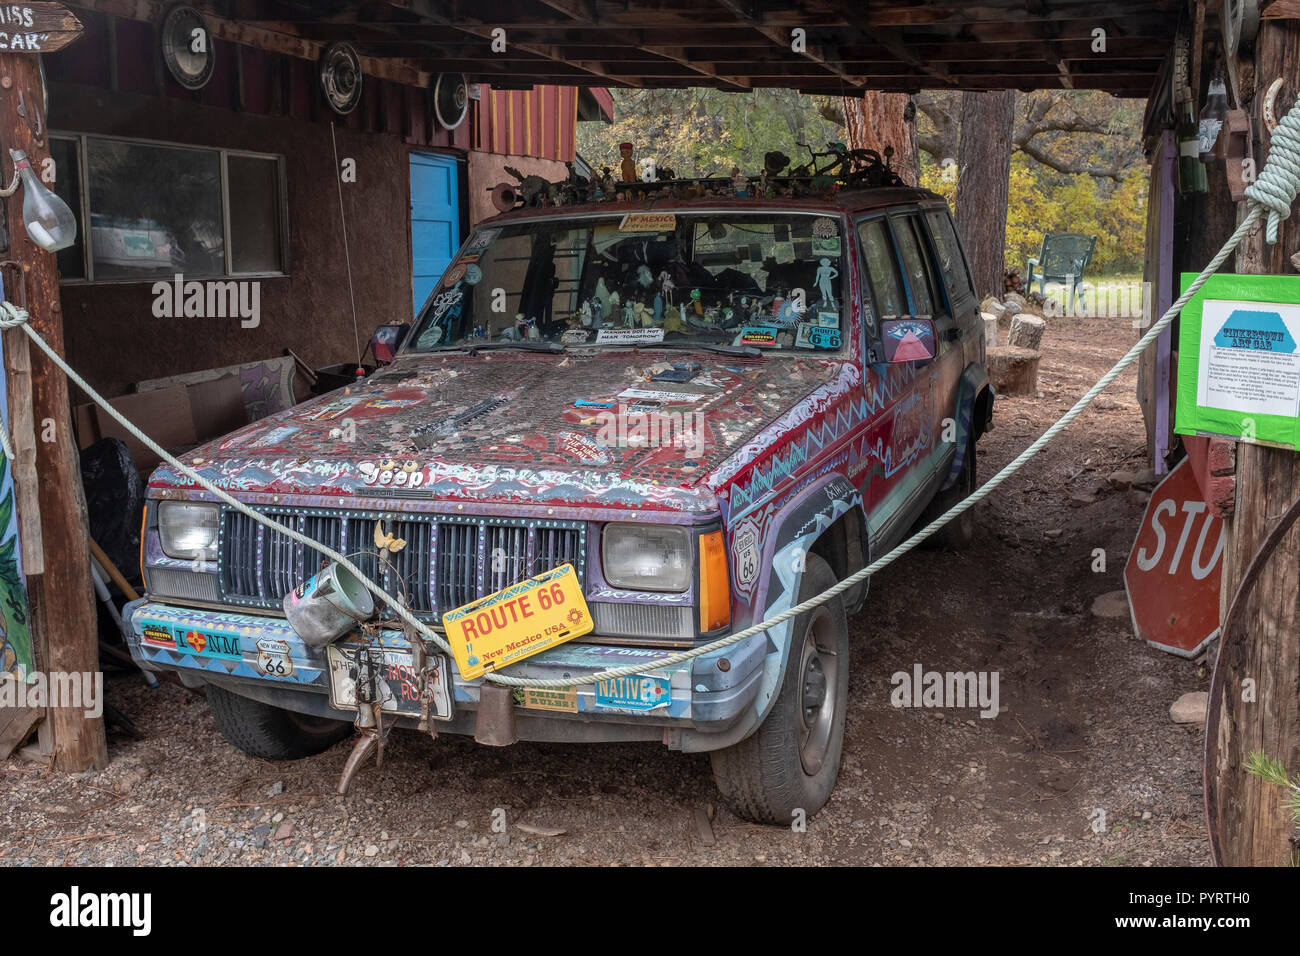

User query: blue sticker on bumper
[129,604,328,690]
[594,675,672,712]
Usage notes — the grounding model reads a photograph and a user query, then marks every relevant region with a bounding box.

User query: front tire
[710,554,849,825]
[207,683,352,760]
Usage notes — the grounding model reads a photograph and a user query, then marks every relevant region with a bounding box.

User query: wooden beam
[825,7,955,87]
[0,49,107,772]
[0,265,44,576]
[395,0,645,87]
[710,0,869,87]
[1208,16,1300,867]
[74,0,435,86]
[0,690,41,760]
[531,0,751,89]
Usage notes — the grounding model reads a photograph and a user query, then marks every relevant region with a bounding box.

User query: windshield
[409,212,847,354]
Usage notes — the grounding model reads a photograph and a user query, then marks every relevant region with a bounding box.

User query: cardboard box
[75,375,246,475]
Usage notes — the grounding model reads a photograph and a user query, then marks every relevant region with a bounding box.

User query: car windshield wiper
[590,341,764,359]
[647,341,764,358]
[423,341,567,354]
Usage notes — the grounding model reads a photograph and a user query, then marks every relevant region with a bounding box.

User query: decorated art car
[124,179,993,823]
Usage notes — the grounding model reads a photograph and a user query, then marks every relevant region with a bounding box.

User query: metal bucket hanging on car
[283,562,375,647]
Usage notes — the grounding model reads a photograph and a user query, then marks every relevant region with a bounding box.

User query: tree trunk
[954,90,1017,299]
[0,52,107,771]
[842,91,918,186]
[1208,18,1300,867]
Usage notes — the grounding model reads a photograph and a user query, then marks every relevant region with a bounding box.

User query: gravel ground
[0,314,1212,866]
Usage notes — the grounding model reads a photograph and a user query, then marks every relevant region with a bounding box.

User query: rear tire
[710,555,849,825]
[207,683,352,760]
[919,436,977,550]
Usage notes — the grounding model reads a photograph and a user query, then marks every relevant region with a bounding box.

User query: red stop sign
[1123,458,1226,657]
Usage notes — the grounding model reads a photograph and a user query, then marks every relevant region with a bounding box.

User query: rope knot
[0,300,29,330]
[1244,95,1300,244]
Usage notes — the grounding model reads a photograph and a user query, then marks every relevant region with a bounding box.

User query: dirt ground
[0,314,1212,866]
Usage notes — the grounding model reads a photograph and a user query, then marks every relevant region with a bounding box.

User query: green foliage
[1245,749,1300,866]
[921,154,1147,277]
[581,88,1148,279]
[1008,159,1146,275]
[577,88,846,179]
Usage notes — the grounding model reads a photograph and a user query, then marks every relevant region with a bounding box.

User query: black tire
[710,554,849,825]
[206,683,352,760]
[919,436,977,550]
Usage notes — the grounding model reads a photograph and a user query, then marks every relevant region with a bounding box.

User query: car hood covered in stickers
[148,351,849,511]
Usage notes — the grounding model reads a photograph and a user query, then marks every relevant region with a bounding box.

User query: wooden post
[0,50,107,770]
[1209,17,1300,866]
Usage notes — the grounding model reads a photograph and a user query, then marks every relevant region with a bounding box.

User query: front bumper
[124,599,766,750]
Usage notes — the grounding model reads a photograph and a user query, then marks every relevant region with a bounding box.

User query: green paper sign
[1175,273,1300,450]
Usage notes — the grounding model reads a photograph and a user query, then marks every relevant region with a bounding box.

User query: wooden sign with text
[0,3,83,54]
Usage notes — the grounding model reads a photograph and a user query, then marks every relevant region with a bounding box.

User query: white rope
[1245,96,1300,244]
[4,97,1297,691]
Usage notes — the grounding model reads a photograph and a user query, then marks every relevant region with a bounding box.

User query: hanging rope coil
[4,97,1299,691]
[1244,94,1300,245]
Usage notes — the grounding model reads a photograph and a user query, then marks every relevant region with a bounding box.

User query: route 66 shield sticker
[256,638,295,678]
[732,524,760,596]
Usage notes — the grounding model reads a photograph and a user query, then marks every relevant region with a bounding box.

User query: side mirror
[880,317,937,363]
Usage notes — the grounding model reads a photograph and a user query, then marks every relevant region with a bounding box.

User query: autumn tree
[917,89,1146,291]
[915,89,1145,181]
[578,87,1147,287]
[838,92,919,186]
[576,87,847,178]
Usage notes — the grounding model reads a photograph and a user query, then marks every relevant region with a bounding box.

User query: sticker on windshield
[619,212,676,232]
[596,327,665,345]
[561,329,591,345]
[795,322,842,350]
[466,228,500,252]
[812,217,837,238]
[462,263,483,285]
[427,286,464,323]
[736,326,780,347]
[813,236,841,256]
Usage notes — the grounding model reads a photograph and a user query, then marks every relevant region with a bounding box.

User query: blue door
[409,151,461,316]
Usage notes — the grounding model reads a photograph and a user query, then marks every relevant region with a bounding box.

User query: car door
[854,215,934,549]
[922,204,982,370]
[889,211,963,477]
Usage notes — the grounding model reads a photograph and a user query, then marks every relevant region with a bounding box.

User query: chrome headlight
[601,523,691,592]
[157,501,220,560]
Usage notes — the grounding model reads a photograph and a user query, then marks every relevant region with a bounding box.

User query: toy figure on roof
[731,167,750,197]
[618,142,636,183]
[504,165,554,207]
[603,168,617,196]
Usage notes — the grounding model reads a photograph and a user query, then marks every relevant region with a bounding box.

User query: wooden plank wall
[43,9,474,152]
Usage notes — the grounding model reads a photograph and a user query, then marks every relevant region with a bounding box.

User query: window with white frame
[49,134,288,283]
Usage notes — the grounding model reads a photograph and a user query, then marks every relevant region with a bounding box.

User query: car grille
[217,506,585,620]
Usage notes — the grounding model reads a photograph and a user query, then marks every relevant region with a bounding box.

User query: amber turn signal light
[698,530,731,632]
